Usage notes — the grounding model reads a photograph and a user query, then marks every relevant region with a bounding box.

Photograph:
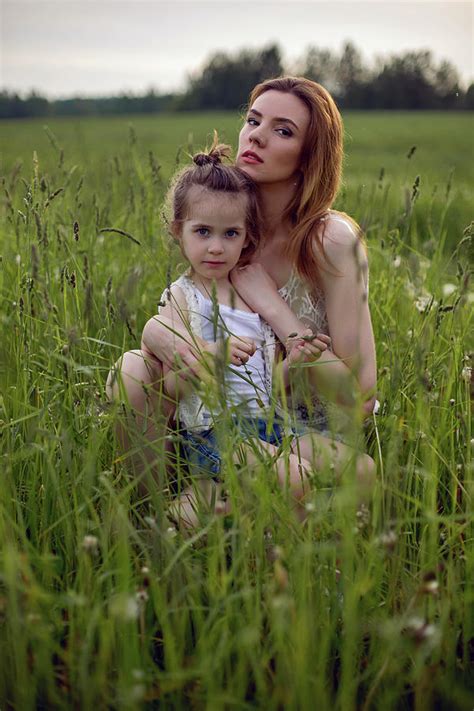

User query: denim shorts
[179,417,285,481]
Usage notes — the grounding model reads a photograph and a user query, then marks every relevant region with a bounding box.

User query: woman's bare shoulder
[319,213,366,270]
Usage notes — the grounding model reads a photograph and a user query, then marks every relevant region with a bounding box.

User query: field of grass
[0,112,473,709]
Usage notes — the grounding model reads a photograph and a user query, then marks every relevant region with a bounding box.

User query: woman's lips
[241,151,263,164]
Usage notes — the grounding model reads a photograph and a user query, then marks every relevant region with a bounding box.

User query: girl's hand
[142,315,205,379]
[230,264,280,316]
[204,336,256,366]
[226,335,256,365]
[286,329,331,366]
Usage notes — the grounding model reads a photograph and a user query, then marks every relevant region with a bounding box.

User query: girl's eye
[225,230,239,238]
[196,228,209,236]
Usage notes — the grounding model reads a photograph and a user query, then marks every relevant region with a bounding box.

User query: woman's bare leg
[168,479,231,532]
[290,432,376,503]
[106,349,175,490]
[234,440,313,522]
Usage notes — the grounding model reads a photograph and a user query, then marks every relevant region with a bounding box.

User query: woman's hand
[286,328,331,366]
[230,264,280,317]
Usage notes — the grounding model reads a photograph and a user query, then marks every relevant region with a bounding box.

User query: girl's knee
[106,349,163,404]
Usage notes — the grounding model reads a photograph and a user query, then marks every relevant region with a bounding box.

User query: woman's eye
[276,127,292,137]
[246,117,259,126]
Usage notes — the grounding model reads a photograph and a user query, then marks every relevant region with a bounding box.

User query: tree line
[1,41,472,119]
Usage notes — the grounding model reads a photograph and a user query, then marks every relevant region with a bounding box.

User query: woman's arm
[231,220,377,414]
[316,218,377,414]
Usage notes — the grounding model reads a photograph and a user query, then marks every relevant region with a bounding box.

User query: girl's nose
[208,239,224,254]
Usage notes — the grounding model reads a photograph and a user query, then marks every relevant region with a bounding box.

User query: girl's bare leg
[106,349,175,490]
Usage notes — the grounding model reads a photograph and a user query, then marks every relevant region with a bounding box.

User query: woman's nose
[249,125,266,147]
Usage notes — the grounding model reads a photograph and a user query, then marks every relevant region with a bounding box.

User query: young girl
[151,142,329,529]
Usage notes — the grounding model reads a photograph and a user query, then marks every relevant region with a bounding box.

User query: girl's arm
[142,285,210,394]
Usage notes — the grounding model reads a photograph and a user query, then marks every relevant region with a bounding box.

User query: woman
[106,76,377,493]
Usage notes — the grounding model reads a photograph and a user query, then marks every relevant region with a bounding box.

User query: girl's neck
[191,271,232,300]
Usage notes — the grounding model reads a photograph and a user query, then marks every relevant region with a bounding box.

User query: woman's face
[236,90,310,186]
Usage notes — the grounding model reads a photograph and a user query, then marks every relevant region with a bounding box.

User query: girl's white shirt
[159,274,276,431]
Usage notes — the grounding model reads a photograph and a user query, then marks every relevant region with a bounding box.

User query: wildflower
[420,572,439,596]
[393,255,401,268]
[415,294,433,313]
[82,535,99,555]
[442,283,456,297]
[136,588,149,607]
[355,503,370,531]
[304,501,316,513]
[461,366,472,383]
[110,594,139,621]
[403,617,439,648]
[166,526,177,538]
[449,398,455,406]
[377,529,397,553]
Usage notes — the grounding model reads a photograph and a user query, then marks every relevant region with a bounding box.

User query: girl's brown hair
[247,76,361,282]
[168,133,262,266]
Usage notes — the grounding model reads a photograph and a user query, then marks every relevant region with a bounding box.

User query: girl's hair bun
[192,137,232,168]
[193,152,219,167]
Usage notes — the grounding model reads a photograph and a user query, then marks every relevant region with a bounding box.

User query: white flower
[82,535,99,555]
[442,283,456,297]
[15,254,21,265]
[110,595,139,621]
[393,255,401,268]
[415,294,433,313]
[461,366,472,383]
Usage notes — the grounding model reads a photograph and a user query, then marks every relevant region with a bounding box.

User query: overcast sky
[1,0,472,97]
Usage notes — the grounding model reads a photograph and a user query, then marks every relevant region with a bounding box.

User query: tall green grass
[0,114,472,709]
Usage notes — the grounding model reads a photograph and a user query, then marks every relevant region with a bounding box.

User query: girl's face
[236,90,310,185]
[176,187,248,281]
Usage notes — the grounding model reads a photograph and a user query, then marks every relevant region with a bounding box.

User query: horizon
[1,0,472,99]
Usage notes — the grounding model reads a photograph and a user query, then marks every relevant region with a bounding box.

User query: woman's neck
[258,181,296,243]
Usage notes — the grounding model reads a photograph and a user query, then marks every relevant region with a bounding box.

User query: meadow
[0,111,473,709]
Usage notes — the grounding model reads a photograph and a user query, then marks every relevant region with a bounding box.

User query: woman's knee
[356,453,376,490]
[277,454,312,500]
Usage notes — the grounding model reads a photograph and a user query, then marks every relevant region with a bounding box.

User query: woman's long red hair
[247,76,360,283]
